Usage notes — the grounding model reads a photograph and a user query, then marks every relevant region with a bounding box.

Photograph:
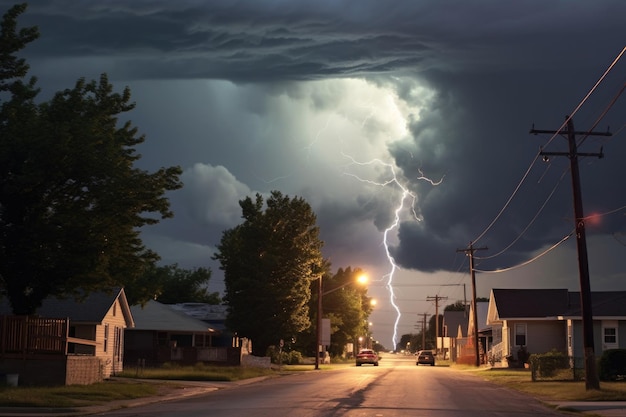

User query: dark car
[416,350,435,366]
[356,349,379,366]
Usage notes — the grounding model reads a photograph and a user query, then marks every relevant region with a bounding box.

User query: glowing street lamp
[315,272,368,370]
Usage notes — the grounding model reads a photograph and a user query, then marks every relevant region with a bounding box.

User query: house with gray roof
[125,300,230,366]
[0,288,134,385]
[486,288,626,367]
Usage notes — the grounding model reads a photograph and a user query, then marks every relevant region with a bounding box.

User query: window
[602,321,618,349]
[115,327,123,358]
[104,324,109,352]
[515,323,527,346]
[604,327,617,344]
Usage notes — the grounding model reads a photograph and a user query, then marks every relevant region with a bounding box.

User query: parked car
[356,349,379,366]
[416,350,435,366]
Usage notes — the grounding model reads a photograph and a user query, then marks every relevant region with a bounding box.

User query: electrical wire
[472,153,540,245]
[472,46,625,247]
[582,205,626,221]
[474,230,574,274]
[476,167,569,260]
[578,82,625,147]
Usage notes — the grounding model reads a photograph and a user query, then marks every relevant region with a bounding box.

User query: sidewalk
[548,401,626,417]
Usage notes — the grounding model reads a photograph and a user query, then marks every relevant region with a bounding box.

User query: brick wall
[0,355,103,386]
[65,356,103,385]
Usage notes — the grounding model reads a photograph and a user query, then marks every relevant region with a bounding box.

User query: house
[442,310,468,361]
[0,288,134,385]
[451,301,490,364]
[126,300,237,367]
[168,302,232,347]
[486,288,626,367]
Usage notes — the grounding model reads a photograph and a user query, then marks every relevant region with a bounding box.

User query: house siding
[503,320,566,360]
[569,320,626,359]
[95,298,129,377]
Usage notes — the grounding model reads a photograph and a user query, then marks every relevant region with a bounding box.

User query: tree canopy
[0,4,183,314]
[320,267,374,356]
[213,191,324,356]
[125,264,221,306]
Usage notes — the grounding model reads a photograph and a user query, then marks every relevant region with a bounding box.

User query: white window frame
[602,320,618,350]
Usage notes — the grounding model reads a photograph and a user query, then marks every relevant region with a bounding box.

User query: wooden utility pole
[421,313,427,350]
[426,295,447,356]
[531,116,610,390]
[457,242,487,367]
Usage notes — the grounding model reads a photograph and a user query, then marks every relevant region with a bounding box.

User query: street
[96,355,566,417]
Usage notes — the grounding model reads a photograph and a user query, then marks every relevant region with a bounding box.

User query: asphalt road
[94,355,568,417]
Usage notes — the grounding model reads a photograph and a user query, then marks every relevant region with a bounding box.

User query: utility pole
[413,314,427,351]
[531,116,610,390]
[427,295,448,356]
[457,242,487,367]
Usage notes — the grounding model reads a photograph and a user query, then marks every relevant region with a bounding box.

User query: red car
[356,349,379,366]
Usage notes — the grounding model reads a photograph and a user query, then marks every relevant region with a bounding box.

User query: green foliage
[529,350,570,379]
[0,5,183,314]
[0,381,159,408]
[213,191,324,356]
[118,364,275,381]
[125,264,221,306]
[266,346,303,365]
[320,267,372,357]
[0,3,39,95]
[599,349,626,381]
[444,301,467,311]
[293,265,373,357]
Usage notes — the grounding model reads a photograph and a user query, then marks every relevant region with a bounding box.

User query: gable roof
[0,288,134,327]
[442,310,468,337]
[490,288,569,320]
[565,291,626,318]
[130,300,220,333]
[487,288,626,324]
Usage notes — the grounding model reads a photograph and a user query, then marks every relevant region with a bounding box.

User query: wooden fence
[0,315,70,356]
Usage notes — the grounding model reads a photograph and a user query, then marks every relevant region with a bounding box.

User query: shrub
[530,350,569,379]
[599,349,626,381]
[287,350,303,365]
[266,346,303,365]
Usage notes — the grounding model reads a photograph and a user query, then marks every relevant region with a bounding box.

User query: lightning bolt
[342,153,442,350]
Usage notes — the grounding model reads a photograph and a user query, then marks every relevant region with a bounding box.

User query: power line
[471,46,625,247]
[474,231,573,273]
[476,167,569,261]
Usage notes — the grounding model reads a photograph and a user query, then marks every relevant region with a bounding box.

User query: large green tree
[295,266,373,357]
[213,191,324,356]
[125,264,221,306]
[321,267,374,356]
[0,4,183,314]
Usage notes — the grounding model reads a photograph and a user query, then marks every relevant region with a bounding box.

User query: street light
[315,272,368,370]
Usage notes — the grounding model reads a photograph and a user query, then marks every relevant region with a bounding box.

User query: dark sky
[4,0,625,348]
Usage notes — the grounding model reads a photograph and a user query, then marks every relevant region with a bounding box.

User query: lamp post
[315,273,368,370]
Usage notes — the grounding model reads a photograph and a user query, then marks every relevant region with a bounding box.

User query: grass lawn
[0,379,162,408]
[0,364,285,408]
[118,362,281,381]
[464,366,626,401]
